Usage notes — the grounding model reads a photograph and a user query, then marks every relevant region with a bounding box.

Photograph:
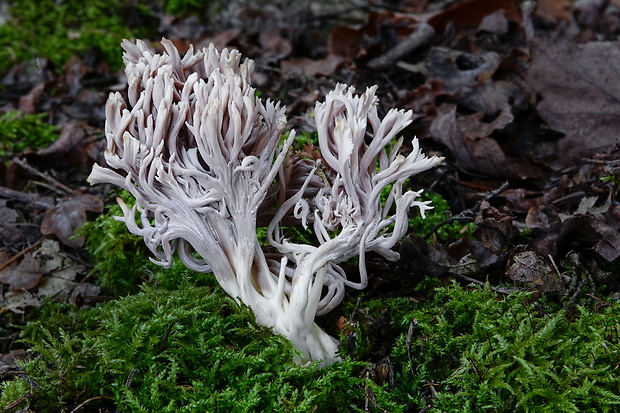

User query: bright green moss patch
[436,299,620,412]
[79,197,159,296]
[343,283,620,412]
[0,111,59,156]
[3,278,369,412]
[4,275,620,411]
[0,0,157,72]
[0,0,224,73]
[408,191,473,240]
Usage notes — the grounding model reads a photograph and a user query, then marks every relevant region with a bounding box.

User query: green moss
[79,198,152,296]
[161,0,219,17]
[294,131,319,148]
[4,270,620,412]
[0,0,158,72]
[435,295,620,412]
[0,378,30,410]
[79,192,215,295]
[408,191,473,241]
[11,179,620,411]
[0,111,59,156]
[2,278,372,412]
[343,282,620,412]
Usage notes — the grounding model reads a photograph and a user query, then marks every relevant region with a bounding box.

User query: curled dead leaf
[430,103,545,178]
[0,253,42,292]
[428,0,521,32]
[399,234,450,279]
[559,215,620,262]
[41,194,104,248]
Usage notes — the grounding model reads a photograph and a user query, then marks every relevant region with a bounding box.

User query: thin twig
[69,396,114,413]
[125,368,137,387]
[424,181,509,239]
[12,157,75,196]
[3,392,30,410]
[454,273,523,295]
[0,237,44,272]
[0,185,56,210]
[368,22,435,69]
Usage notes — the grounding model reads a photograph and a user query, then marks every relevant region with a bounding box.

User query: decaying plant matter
[89,38,442,366]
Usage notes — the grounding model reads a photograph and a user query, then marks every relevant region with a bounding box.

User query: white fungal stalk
[89,39,442,366]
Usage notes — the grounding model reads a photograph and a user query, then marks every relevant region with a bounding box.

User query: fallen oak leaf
[259,28,292,60]
[0,291,43,314]
[35,275,76,301]
[41,194,104,248]
[69,282,103,307]
[535,0,571,23]
[328,11,421,62]
[398,47,502,95]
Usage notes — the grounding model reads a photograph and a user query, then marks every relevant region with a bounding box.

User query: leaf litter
[0,239,98,313]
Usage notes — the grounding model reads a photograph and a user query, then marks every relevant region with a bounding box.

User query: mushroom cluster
[89,39,442,366]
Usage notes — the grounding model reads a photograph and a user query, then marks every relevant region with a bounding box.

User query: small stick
[12,157,75,196]
[454,273,522,295]
[125,368,137,387]
[424,181,509,239]
[367,22,435,69]
[0,237,44,272]
[3,392,30,410]
[0,185,56,210]
[69,395,114,413]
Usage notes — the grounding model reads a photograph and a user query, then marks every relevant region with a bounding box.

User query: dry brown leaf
[397,79,446,115]
[399,234,450,279]
[0,253,42,292]
[259,28,292,60]
[535,0,572,23]
[428,0,521,32]
[35,121,99,172]
[477,9,509,34]
[499,175,574,213]
[0,200,25,249]
[0,240,92,312]
[69,282,103,307]
[559,216,620,262]
[506,249,566,294]
[200,29,242,51]
[430,103,545,178]
[418,47,502,95]
[37,121,88,158]
[280,55,348,77]
[326,11,419,63]
[328,25,363,59]
[466,201,513,268]
[459,80,527,116]
[524,205,563,257]
[41,194,104,248]
[18,82,46,114]
[526,38,620,165]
